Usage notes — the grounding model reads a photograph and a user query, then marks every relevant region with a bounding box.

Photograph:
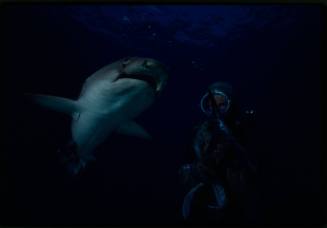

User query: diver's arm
[218,119,256,174]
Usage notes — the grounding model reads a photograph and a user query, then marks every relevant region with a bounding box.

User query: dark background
[1,4,324,225]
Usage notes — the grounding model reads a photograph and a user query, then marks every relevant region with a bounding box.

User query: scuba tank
[180,82,256,222]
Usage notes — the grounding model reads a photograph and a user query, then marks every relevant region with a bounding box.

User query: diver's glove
[179,163,205,190]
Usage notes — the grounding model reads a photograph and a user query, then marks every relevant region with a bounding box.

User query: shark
[27,57,169,175]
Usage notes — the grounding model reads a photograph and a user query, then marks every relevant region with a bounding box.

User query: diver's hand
[179,164,198,188]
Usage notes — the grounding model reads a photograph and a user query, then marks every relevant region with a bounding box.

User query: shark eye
[143,60,153,68]
[122,58,131,68]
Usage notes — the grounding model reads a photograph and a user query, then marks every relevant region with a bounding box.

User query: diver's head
[200,82,233,118]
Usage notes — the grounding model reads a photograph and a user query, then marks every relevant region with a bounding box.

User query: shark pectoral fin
[116,121,152,140]
[25,93,81,115]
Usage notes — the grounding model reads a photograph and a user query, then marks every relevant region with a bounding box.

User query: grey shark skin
[27,57,168,175]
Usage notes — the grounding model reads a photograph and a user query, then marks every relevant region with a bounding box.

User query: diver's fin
[116,121,152,140]
[25,93,81,115]
[182,182,204,219]
[210,183,227,209]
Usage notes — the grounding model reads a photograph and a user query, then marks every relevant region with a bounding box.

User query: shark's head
[116,57,169,95]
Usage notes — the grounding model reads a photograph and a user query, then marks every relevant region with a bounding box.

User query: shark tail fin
[25,93,81,115]
[57,141,82,176]
[57,141,95,176]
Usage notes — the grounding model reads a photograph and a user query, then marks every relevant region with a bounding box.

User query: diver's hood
[200,82,233,117]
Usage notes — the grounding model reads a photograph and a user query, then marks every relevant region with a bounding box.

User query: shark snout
[142,59,169,93]
[118,57,168,95]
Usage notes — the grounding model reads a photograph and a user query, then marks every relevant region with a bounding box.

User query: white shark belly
[79,79,155,117]
[72,79,155,159]
[71,111,120,159]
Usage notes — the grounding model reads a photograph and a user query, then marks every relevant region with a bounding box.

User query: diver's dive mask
[200,89,231,118]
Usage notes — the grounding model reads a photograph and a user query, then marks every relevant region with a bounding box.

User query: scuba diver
[179,82,256,224]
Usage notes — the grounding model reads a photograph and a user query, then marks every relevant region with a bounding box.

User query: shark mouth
[118,73,158,92]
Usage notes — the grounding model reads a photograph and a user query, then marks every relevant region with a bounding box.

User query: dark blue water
[2,4,323,225]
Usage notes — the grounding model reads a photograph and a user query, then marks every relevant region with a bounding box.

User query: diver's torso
[182,119,249,224]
